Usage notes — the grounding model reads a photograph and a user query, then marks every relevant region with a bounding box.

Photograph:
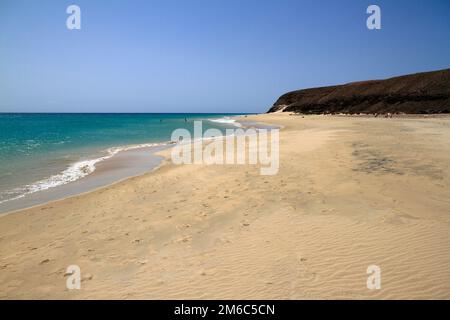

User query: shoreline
[0,147,169,217]
[0,115,268,216]
[2,112,442,215]
[0,144,170,215]
[1,113,449,299]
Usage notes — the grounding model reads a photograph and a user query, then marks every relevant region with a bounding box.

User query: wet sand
[0,113,449,299]
[0,145,168,214]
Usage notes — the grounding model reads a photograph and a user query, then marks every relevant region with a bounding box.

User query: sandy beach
[1,113,449,299]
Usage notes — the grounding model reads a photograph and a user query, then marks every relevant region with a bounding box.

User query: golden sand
[1,113,449,299]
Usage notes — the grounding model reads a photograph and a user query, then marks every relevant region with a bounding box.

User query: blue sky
[0,0,449,113]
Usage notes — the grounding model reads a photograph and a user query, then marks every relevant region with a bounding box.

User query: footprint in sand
[82,273,93,281]
[137,259,148,265]
[177,236,191,243]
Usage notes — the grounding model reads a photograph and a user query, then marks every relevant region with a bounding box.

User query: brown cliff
[268,69,450,114]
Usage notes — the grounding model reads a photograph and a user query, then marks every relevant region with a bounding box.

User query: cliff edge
[268,68,450,114]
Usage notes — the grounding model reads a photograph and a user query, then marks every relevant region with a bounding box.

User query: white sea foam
[0,119,243,206]
[0,142,168,205]
[208,117,242,127]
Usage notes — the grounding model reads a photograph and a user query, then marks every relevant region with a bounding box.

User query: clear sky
[1,0,449,113]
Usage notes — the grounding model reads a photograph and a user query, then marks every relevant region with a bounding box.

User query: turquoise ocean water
[0,113,243,206]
